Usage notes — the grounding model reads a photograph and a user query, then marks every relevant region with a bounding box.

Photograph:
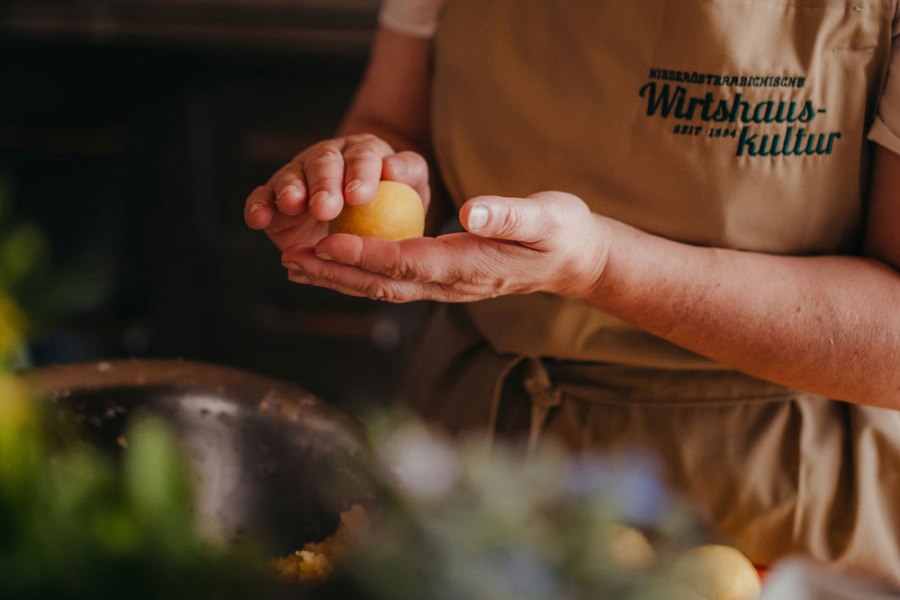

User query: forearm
[338,27,432,157]
[586,217,900,407]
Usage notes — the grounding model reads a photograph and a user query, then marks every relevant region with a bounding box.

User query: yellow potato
[672,544,761,600]
[329,180,425,241]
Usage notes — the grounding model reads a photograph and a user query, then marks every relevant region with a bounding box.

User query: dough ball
[329,180,425,241]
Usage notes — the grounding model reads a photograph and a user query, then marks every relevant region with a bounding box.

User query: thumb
[460,194,561,247]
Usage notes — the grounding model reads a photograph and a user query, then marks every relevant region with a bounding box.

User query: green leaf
[123,416,193,528]
[0,222,48,292]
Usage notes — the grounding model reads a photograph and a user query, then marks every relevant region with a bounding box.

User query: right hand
[243,134,430,252]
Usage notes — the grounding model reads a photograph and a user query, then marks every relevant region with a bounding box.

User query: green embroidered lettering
[682,96,705,119]
[803,132,819,155]
[781,126,796,155]
[798,101,817,123]
[728,94,753,123]
[736,127,759,156]
[640,83,686,118]
[752,101,775,124]
[774,102,793,123]
[792,129,808,155]
[712,98,731,122]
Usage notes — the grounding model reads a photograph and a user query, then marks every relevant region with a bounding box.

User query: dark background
[1,0,429,407]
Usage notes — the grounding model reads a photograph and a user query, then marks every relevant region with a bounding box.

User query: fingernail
[311,191,330,206]
[345,179,363,194]
[249,202,265,213]
[278,185,297,199]
[315,251,335,261]
[289,273,310,284]
[282,261,301,270]
[468,205,489,232]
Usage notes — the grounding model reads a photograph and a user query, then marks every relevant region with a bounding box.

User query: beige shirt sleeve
[867,8,900,155]
[378,0,445,39]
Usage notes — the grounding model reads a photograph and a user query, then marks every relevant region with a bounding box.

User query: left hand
[280,191,610,303]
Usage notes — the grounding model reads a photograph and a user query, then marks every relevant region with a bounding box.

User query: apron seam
[557,386,799,408]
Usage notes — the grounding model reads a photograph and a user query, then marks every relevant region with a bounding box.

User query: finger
[272,170,308,216]
[459,195,561,247]
[303,142,347,221]
[291,265,473,303]
[288,270,371,298]
[281,243,316,263]
[244,185,276,230]
[383,151,431,209]
[313,234,458,284]
[299,273,471,303]
[287,270,369,298]
[284,240,481,302]
[342,135,392,206]
[282,244,415,301]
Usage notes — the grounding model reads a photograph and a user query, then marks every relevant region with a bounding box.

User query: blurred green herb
[309,417,712,600]
[0,179,37,366]
[0,174,115,359]
[0,217,267,597]
[0,399,269,600]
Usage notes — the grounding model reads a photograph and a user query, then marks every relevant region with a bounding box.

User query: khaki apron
[432,0,895,368]
[406,0,900,585]
[403,304,900,583]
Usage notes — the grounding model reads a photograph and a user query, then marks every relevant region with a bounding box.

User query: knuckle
[246,186,272,208]
[435,256,470,287]
[269,165,291,185]
[540,207,563,236]
[494,205,523,238]
[313,138,341,151]
[345,133,377,145]
[439,268,464,288]
[365,281,396,302]
[403,154,429,180]
[438,261,487,294]
[316,266,337,282]
[275,175,301,192]
[346,134,392,155]
[405,152,428,171]
[384,255,417,281]
[298,140,331,161]
[307,148,343,166]
[342,145,378,164]
[491,276,513,297]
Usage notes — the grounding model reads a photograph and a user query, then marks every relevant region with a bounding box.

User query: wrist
[340,117,429,158]
[556,212,617,302]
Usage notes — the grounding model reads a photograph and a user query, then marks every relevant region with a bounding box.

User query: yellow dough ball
[672,544,761,600]
[608,524,656,571]
[329,180,425,241]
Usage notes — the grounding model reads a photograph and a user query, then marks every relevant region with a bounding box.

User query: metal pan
[20,358,375,556]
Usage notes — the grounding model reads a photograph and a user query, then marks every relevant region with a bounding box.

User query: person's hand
[280,191,611,302]
[243,134,430,251]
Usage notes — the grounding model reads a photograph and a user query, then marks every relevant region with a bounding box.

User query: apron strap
[485,355,528,450]
[522,358,563,453]
[486,356,563,453]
